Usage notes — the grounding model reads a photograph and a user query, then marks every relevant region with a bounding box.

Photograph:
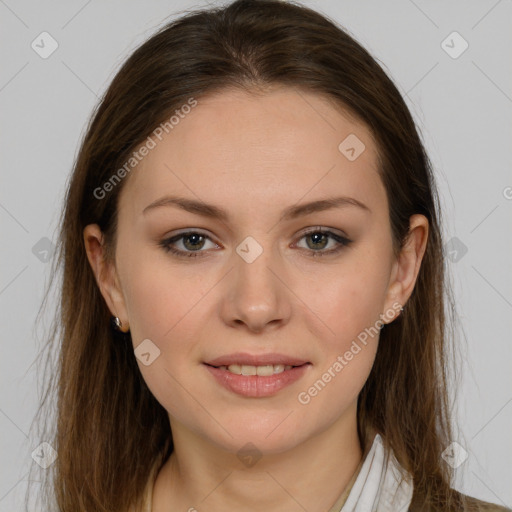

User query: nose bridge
[221,234,291,331]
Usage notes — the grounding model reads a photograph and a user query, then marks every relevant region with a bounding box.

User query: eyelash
[158,228,352,259]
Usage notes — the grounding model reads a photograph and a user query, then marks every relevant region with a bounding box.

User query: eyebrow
[142,194,371,221]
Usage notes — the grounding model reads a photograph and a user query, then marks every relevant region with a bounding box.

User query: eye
[294,228,352,257]
[159,231,219,258]
[159,227,352,259]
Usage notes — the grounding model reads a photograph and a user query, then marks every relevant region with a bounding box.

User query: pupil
[308,232,327,250]
[184,234,204,250]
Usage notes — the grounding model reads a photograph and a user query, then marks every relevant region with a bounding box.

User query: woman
[29,0,510,510]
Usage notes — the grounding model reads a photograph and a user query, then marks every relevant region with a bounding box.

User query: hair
[26,0,497,511]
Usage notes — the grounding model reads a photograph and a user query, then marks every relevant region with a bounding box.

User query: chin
[202,409,311,456]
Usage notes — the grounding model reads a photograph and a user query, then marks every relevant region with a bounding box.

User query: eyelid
[297,225,349,239]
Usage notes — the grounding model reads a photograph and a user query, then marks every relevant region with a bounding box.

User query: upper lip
[204,352,310,367]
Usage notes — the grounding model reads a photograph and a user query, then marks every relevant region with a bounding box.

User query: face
[87,86,423,455]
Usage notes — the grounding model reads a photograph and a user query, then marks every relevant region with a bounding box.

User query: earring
[111,316,130,334]
[394,303,405,322]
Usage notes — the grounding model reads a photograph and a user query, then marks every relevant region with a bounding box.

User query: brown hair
[27,0,494,510]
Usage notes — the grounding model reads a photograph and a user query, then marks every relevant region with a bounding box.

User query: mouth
[204,352,310,368]
[203,356,312,398]
[204,362,309,376]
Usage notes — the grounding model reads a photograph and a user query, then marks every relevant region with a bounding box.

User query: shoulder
[462,494,512,512]
[408,491,511,512]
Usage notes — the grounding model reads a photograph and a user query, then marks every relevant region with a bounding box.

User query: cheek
[116,240,221,382]
[118,236,210,341]
[292,249,389,405]
[118,257,211,421]
[294,271,382,417]
[300,257,390,352]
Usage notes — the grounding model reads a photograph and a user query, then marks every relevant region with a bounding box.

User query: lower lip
[203,363,311,398]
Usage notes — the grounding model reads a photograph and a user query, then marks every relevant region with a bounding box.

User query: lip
[204,352,310,367]
[203,362,311,398]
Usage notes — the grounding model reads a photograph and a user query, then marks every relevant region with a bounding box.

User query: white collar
[340,433,414,512]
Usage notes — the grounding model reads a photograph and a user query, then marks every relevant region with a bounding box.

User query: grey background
[1,0,511,510]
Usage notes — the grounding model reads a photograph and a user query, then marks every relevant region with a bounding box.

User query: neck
[152,401,364,512]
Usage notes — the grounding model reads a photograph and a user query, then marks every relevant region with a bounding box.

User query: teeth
[222,364,294,375]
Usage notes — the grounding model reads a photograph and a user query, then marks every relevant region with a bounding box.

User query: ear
[83,224,129,332]
[382,214,429,324]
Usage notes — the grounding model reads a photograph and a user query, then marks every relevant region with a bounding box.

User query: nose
[219,241,292,334]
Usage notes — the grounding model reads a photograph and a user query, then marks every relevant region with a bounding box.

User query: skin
[84,86,428,512]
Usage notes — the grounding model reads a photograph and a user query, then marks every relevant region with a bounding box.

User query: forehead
[119,86,385,219]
